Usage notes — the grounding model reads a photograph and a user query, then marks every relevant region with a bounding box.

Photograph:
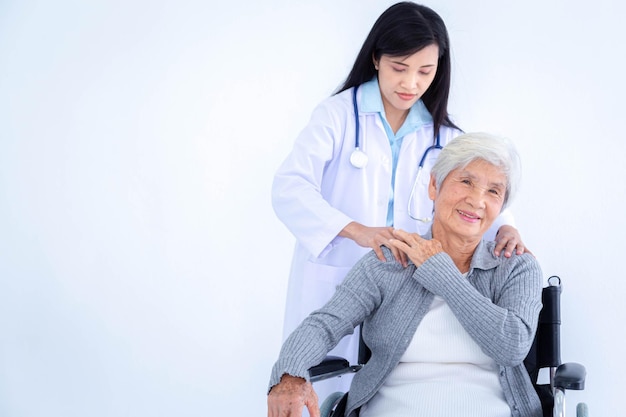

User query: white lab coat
[272,87,514,380]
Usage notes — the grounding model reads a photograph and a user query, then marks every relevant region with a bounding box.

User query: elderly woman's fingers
[387,230,443,267]
[391,228,421,244]
[397,249,408,267]
[268,375,316,417]
[389,229,426,253]
[386,237,408,253]
[305,392,321,417]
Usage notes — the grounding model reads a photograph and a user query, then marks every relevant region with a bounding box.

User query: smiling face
[374,44,439,123]
[428,159,507,242]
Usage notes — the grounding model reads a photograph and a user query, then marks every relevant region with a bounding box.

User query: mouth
[457,209,481,222]
[397,92,416,101]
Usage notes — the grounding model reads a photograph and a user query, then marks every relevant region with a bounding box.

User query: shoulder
[474,241,542,281]
[352,246,415,286]
[358,246,405,271]
[497,253,542,294]
[314,89,353,113]
[307,89,353,126]
[439,125,464,143]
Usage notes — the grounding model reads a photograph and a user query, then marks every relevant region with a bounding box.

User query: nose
[401,72,419,91]
[465,186,487,209]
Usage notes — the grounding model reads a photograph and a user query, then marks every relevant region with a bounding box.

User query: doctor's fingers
[372,244,387,263]
[363,227,396,259]
[381,242,408,267]
[387,238,417,267]
[494,225,525,257]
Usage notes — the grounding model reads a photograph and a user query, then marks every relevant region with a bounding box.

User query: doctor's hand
[387,228,443,267]
[267,374,319,417]
[340,222,408,267]
[494,225,533,258]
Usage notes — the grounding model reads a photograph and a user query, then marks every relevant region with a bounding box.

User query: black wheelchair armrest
[309,355,362,383]
[554,362,586,390]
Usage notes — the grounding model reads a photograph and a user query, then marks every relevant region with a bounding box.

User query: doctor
[271,1,527,399]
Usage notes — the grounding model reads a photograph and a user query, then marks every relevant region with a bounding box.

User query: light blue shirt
[359,78,433,226]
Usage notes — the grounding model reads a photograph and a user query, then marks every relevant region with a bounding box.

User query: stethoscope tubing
[349,87,369,168]
[350,85,441,222]
[353,87,360,149]
[407,137,442,222]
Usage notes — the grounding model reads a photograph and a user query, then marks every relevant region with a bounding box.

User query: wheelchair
[308,276,588,417]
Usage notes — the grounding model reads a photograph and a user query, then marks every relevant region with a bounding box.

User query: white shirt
[360,296,510,417]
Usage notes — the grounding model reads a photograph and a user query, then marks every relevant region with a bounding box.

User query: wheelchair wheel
[320,391,345,417]
[576,402,589,417]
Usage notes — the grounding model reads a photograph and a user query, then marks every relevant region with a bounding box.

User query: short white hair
[431,132,521,210]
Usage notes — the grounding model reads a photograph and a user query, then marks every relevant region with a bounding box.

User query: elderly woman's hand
[494,225,533,258]
[387,228,444,267]
[267,374,320,417]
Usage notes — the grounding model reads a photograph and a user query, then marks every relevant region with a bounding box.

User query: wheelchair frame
[308,276,588,417]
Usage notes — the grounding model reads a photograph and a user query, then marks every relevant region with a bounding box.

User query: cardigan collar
[421,229,500,272]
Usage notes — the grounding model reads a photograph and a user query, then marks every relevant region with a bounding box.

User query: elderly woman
[267,132,543,417]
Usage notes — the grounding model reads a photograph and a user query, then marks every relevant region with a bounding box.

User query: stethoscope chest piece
[350,148,368,168]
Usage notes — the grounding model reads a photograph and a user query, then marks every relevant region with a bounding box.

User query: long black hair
[336,2,459,138]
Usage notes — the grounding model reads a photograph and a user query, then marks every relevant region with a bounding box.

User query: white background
[1,1,623,416]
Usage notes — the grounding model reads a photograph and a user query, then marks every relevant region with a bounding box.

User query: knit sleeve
[412,252,543,366]
[268,249,400,392]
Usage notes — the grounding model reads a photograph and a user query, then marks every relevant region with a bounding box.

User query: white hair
[431,132,521,210]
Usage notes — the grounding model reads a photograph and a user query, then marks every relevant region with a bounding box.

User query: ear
[372,54,379,71]
[428,174,437,201]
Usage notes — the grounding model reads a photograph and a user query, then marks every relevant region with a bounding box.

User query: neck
[431,223,480,273]
[386,109,408,134]
[382,101,409,134]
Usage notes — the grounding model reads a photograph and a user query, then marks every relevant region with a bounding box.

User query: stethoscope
[407,135,442,222]
[349,87,369,168]
[349,86,442,222]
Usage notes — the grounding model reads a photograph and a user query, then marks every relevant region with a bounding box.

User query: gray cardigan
[269,239,544,417]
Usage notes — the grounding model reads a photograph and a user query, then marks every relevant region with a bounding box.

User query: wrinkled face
[374,44,439,121]
[428,159,507,241]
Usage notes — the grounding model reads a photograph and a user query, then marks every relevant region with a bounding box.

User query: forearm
[413,253,542,365]
[272,181,353,257]
[268,251,385,391]
[271,138,353,257]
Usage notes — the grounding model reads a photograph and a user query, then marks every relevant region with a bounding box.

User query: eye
[461,178,472,185]
[392,66,406,73]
